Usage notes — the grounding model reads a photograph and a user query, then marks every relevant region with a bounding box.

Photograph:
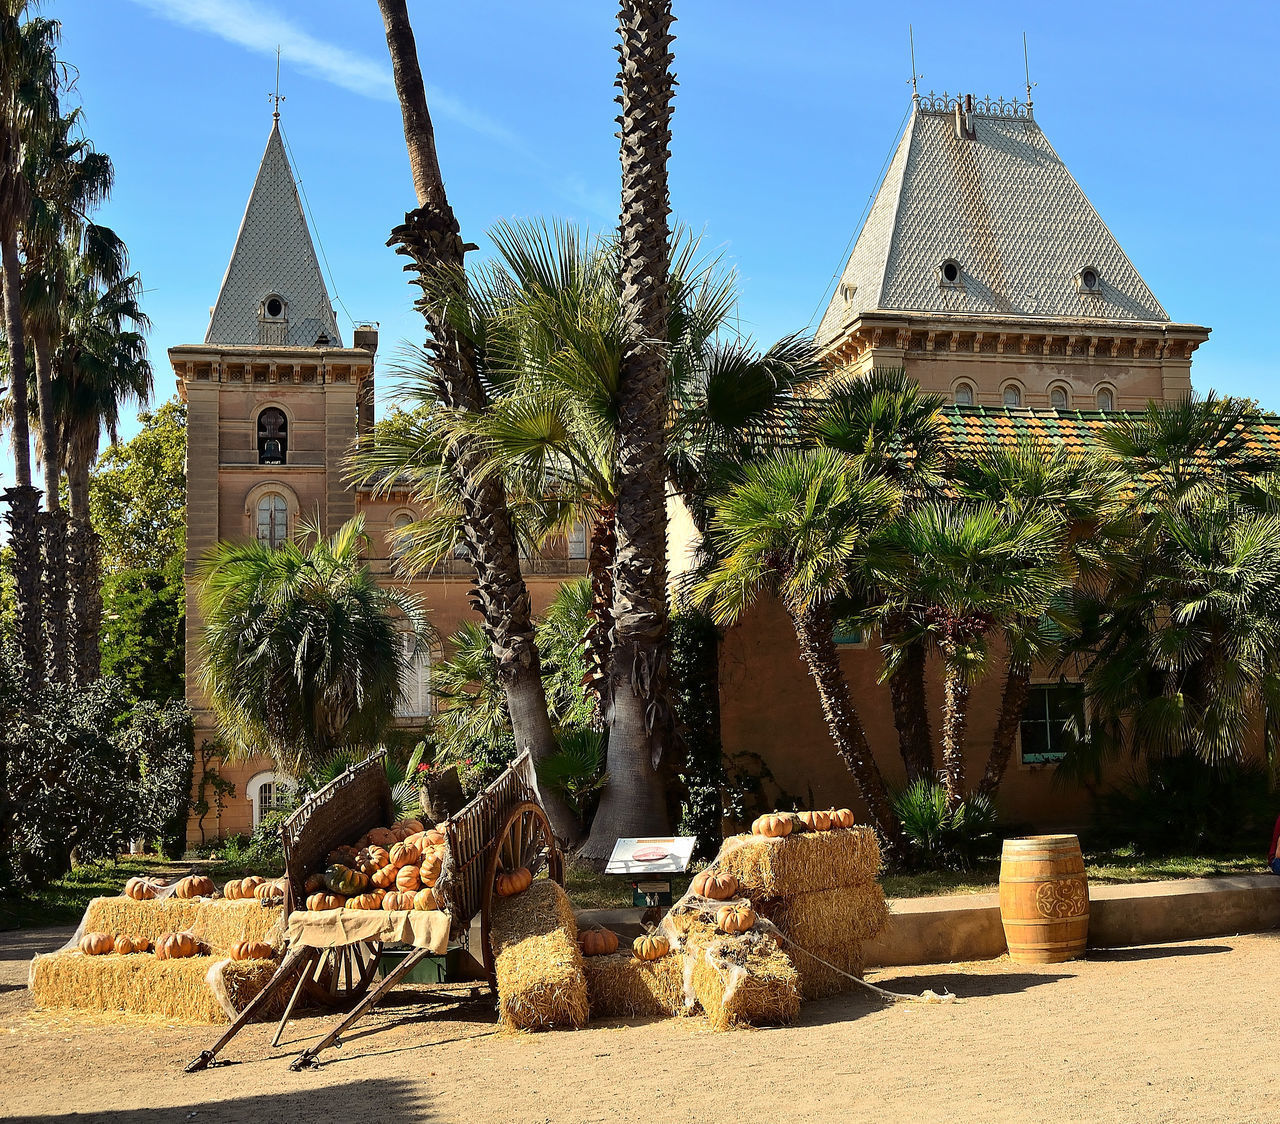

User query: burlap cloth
[285,908,450,952]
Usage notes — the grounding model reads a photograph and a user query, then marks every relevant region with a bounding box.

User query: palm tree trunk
[583,505,616,728]
[32,329,70,684]
[939,644,971,812]
[67,453,100,683]
[792,601,904,853]
[888,636,934,781]
[581,0,679,861]
[376,0,576,845]
[978,660,1031,798]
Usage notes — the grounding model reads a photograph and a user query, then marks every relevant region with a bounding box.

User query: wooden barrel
[999,834,1089,964]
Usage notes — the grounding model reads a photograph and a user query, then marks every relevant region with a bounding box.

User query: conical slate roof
[205,120,342,347]
[816,98,1168,346]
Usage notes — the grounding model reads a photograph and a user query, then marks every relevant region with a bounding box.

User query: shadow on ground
[1087,943,1233,962]
[868,969,1073,999]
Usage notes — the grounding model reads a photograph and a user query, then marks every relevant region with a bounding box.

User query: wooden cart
[186,748,563,1072]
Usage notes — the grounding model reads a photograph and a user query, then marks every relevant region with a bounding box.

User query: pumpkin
[367,827,397,849]
[347,890,385,910]
[382,890,413,911]
[829,807,856,828]
[326,845,359,868]
[798,809,832,832]
[230,940,274,961]
[371,863,398,889]
[356,846,392,875]
[412,887,438,911]
[691,870,738,900]
[424,828,446,847]
[174,874,215,899]
[716,904,757,934]
[79,932,114,956]
[577,928,619,957]
[752,813,793,839]
[394,818,424,835]
[389,840,422,869]
[114,935,150,955]
[495,866,532,898]
[395,865,421,892]
[223,875,265,900]
[255,879,286,901]
[419,852,443,887]
[155,931,202,960]
[325,864,370,896]
[632,932,670,961]
[306,892,345,911]
[123,876,162,901]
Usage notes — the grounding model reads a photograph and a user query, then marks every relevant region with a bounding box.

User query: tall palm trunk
[938,640,971,811]
[31,327,69,683]
[887,634,934,781]
[978,660,1031,798]
[376,0,576,844]
[1,229,42,688]
[581,0,678,859]
[66,444,100,682]
[583,505,616,727]
[792,601,903,853]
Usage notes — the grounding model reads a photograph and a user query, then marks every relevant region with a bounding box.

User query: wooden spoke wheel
[479,801,564,989]
[300,940,383,1009]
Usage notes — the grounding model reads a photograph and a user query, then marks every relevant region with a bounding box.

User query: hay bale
[785,939,865,1000]
[29,951,287,1023]
[718,827,881,898]
[490,880,588,1031]
[756,885,890,947]
[582,952,686,1020]
[80,897,283,952]
[685,931,800,1030]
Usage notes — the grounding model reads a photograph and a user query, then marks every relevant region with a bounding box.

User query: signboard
[604,836,696,876]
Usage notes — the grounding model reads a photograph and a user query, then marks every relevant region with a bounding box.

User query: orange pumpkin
[389,840,422,869]
[577,928,619,957]
[306,892,345,911]
[495,866,532,898]
[394,818,424,835]
[123,876,162,901]
[412,887,438,910]
[798,810,832,832]
[155,931,202,960]
[347,890,385,910]
[255,879,286,901]
[419,852,443,887]
[230,940,274,961]
[174,874,215,899]
[114,935,150,955]
[367,827,397,849]
[395,865,421,892]
[79,932,114,956]
[371,863,398,889]
[382,890,413,911]
[356,846,392,875]
[829,807,856,829]
[304,872,327,894]
[632,932,670,961]
[716,904,757,934]
[223,875,265,900]
[326,845,359,868]
[424,828,447,847]
[751,813,793,839]
[691,870,738,900]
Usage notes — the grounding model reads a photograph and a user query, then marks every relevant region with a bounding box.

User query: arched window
[257,407,287,465]
[396,634,432,719]
[1003,383,1023,408]
[247,771,292,829]
[256,493,289,549]
[391,511,414,560]
[1050,385,1069,409]
[567,522,588,560]
[954,382,975,406]
[1096,387,1115,412]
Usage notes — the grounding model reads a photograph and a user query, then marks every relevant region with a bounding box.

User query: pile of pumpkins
[303,818,446,913]
[751,807,856,839]
[77,929,274,962]
[577,926,673,963]
[122,873,288,904]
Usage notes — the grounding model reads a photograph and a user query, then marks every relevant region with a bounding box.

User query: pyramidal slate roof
[205,121,342,348]
[817,98,1168,345]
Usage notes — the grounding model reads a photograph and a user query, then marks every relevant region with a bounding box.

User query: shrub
[536,728,608,822]
[892,779,998,870]
[118,699,194,858]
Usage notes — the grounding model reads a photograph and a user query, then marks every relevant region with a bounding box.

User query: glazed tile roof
[205,121,342,348]
[817,99,1170,345]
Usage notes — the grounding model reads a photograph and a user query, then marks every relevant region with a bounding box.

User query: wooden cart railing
[186,748,562,1072]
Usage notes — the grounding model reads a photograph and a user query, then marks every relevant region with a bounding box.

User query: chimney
[353,323,379,355]
[954,93,977,141]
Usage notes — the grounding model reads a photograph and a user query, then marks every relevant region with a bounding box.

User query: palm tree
[374,0,577,843]
[697,447,905,848]
[580,0,680,860]
[195,515,431,776]
[876,502,1073,811]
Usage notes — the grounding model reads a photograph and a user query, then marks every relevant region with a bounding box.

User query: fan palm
[195,514,431,775]
[697,447,905,847]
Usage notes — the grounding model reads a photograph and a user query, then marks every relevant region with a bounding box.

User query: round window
[1081,269,1098,290]
[942,260,960,284]
[265,296,283,318]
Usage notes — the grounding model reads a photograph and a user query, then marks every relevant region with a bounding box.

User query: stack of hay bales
[580,951,685,1020]
[29,896,287,1023]
[717,824,889,999]
[489,879,589,1031]
[683,928,801,1030]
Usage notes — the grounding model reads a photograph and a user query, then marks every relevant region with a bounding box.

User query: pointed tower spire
[205,122,342,347]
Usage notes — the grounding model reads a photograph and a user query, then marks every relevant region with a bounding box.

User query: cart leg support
[289,946,435,1071]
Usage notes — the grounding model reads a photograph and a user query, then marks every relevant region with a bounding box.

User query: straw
[490,880,589,1032]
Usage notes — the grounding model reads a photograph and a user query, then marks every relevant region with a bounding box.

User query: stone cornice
[169,343,374,400]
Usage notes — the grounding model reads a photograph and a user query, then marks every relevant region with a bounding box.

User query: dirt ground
[1,925,1277,1124]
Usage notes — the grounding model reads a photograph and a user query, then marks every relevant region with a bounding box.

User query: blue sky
[3,0,1279,497]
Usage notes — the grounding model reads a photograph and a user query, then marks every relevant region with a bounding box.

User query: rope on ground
[757,919,956,1005]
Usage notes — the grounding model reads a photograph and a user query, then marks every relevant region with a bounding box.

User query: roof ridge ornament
[269,45,285,122]
[918,90,1033,120]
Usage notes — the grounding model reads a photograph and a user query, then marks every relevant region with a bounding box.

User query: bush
[118,699,194,858]
[536,728,608,823]
[892,779,998,870]
[1092,754,1275,855]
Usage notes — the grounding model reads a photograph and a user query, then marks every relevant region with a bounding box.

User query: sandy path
[1,926,1277,1123]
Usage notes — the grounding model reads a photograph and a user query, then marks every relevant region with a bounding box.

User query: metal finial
[1023,32,1036,114]
[909,25,922,104]
[270,46,286,120]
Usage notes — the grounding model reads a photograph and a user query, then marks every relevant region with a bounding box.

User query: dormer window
[839,282,857,304]
[939,259,962,288]
[258,407,288,465]
[262,294,286,320]
[1075,267,1102,295]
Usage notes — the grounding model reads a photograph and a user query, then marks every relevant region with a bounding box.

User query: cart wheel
[300,940,383,1009]
[479,801,565,990]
